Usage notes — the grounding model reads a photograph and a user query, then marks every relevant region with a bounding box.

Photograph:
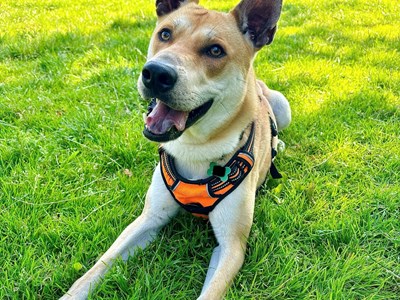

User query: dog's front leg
[60,167,179,300]
[198,185,256,300]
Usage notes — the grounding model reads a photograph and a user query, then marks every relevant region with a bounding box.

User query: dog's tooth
[143,113,147,122]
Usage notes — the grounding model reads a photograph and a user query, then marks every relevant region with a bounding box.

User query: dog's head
[138,0,282,142]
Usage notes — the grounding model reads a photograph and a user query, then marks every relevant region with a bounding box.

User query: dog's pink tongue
[146,101,189,135]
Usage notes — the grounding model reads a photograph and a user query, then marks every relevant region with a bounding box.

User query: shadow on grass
[1,16,156,61]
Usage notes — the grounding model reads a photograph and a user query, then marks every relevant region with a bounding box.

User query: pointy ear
[232,0,282,49]
[156,0,199,17]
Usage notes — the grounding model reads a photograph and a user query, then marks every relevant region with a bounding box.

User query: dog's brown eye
[159,29,172,42]
[206,45,225,58]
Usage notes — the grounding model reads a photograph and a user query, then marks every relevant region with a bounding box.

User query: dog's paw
[277,139,286,152]
[59,293,86,300]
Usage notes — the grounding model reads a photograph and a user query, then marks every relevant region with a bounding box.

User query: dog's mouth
[143,98,213,142]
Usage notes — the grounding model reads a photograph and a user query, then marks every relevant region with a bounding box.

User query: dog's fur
[61,0,291,299]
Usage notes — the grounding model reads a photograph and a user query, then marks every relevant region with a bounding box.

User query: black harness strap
[269,116,282,179]
[160,119,282,217]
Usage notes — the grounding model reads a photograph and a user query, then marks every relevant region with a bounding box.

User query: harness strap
[159,119,281,218]
[160,123,255,217]
[269,116,282,179]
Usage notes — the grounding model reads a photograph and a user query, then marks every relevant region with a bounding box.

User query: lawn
[0,0,399,299]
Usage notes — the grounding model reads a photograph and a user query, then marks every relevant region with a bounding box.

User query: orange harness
[160,120,280,218]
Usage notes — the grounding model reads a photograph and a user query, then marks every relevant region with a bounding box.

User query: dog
[61,0,291,299]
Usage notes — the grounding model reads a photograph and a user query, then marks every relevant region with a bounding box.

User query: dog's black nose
[141,62,178,93]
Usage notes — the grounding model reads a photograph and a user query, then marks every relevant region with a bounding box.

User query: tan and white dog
[61,0,291,299]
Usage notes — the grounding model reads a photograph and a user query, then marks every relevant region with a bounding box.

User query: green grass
[1,0,399,299]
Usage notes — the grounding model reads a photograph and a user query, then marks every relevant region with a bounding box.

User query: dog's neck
[162,70,259,180]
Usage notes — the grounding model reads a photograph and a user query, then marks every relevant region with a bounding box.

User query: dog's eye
[158,29,172,42]
[206,45,225,58]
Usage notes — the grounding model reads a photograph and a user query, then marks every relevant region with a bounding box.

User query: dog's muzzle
[140,61,213,143]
